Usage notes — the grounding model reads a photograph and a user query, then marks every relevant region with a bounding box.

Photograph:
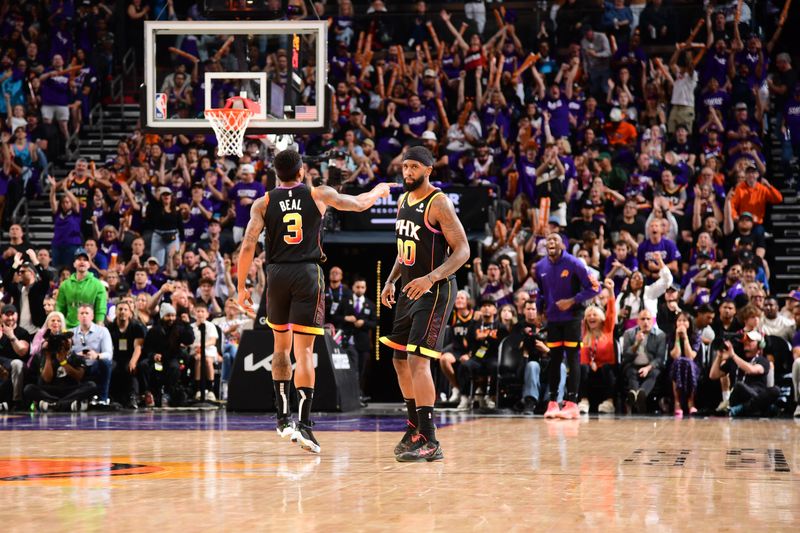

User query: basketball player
[237,149,390,454]
[380,146,469,462]
[534,233,600,419]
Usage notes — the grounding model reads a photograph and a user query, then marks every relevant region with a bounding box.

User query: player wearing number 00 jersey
[237,149,390,454]
[380,145,470,462]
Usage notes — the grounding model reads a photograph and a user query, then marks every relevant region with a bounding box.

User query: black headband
[402,145,435,167]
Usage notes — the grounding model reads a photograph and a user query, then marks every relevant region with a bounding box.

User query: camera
[43,331,73,357]
[532,328,547,345]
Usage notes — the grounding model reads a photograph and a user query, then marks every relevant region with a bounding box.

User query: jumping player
[534,233,600,419]
[237,149,390,454]
[380,145,469,462]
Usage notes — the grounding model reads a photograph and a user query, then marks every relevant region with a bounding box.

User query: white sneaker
[794,405,800,418]
[484,396,496,409]
[38,401,50,412]
[206,391,217,402]
[598,399,615,414]
[447,387,461,403]
[0,402,8,411]
[578,399,590,414]
[716,399,729,412]
[70,400,88,412]
[194,390,201,400]
[456,395,471,411]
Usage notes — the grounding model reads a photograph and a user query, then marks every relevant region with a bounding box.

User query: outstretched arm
[236,196,267,313]
[312,182,391,212]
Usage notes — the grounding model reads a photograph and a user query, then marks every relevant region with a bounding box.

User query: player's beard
[403,174,424,192]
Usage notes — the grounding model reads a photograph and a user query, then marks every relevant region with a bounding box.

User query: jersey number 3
[283,213,303,244]
[397,238,416,266]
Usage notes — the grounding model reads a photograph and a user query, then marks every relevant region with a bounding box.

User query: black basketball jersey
[265,183,323,264]
[395,188,449,286]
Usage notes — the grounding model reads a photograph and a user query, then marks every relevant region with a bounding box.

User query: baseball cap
[744,330,763,342]
[1,303,17,314]
[582,198,594,209]
[735,102,748,111]
[156,187,172,197]
[362,138,375,147]
[74,247,90,260]
[597,152,612,161]
[667,282,682,293]
[479,298,497,307]
[421,130,437,141]
[788,289,800,301]
[239,163,255,174]
[548,215,561,226]
[740,211,754,220]
[424,68,436,77]
[146,256,160,265]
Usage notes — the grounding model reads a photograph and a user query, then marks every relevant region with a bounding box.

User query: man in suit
[621,308,666,414]
[343,278,377,400]
[3,250,53,335]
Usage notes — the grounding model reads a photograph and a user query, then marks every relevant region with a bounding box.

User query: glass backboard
[143,20,327,133]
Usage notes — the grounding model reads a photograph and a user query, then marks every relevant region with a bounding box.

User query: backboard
[143,20,328,134]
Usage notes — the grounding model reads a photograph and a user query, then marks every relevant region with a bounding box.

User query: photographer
[71,304,113,405]
[515,300,566,415]
[23,330,97,412]
[710,330,779,417]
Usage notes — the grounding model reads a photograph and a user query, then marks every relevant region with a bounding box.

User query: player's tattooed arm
[236,196,267,312]
[313,182,391,211]
[381,254,402,308]
[428,193,470,283]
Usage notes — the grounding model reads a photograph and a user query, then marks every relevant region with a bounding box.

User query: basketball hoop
[204,97,259,157]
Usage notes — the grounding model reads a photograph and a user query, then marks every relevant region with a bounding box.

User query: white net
[204,107,253,157]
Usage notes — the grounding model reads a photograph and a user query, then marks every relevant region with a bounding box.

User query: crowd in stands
[1,1,799,417]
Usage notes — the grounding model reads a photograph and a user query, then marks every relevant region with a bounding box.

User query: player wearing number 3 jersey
[380,145,470,462]
[237,149,390,454]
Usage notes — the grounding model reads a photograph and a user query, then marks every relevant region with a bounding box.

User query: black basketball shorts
[380,278,457,360]
[266,263,325,336]
[545,319,582,349]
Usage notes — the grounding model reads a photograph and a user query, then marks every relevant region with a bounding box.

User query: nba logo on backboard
[154,93,167,119]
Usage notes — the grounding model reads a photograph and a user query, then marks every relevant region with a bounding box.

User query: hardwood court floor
[1,412,798,532]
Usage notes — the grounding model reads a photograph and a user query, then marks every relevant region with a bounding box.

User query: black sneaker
[395,435,443,462]
[393,421,418,456]
[276,417,296,439]
[292,422,321,454]
[636,389,648,414]
[522,397,537,416]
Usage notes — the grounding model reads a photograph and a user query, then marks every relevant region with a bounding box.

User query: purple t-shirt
[637,237,681,266]
[230,181,265,227]
[544,95,570,139]
[702,52,729,86]
[182,213,208,243]
[517,155,537,202]
[400,107,432,137]
[52,212,83,246]
[131,284,159,297]
[40,69,71,106]
[784,99,800,140]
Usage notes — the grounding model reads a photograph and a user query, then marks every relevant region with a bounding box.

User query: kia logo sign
[243,353,319,372]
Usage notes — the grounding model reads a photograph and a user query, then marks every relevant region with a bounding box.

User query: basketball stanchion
[375,260,381,361]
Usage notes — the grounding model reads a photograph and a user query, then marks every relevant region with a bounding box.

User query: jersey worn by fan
[395,188,450,286]
[264,183,323,264]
